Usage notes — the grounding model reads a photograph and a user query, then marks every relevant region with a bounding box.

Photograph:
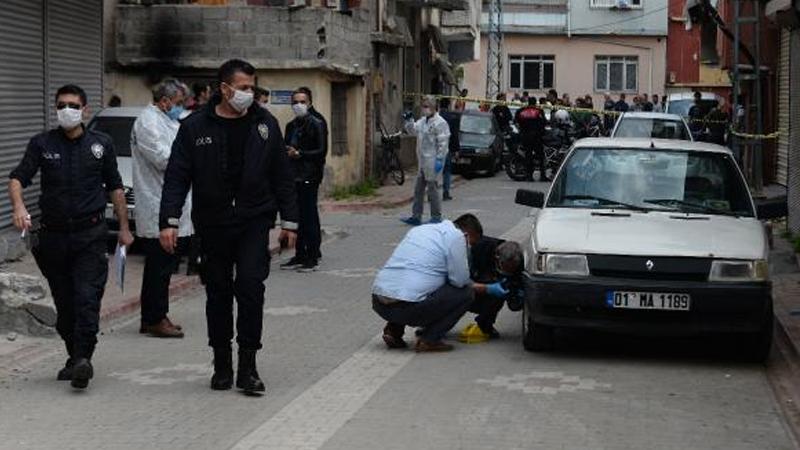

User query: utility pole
[485,0,503,99]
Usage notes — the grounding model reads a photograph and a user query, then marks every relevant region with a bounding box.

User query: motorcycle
[503,123,573,182]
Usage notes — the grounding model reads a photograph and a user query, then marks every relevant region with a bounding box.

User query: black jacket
[160,96,298,231]
[491,104,513,133]
[284,114,326,184]
[10,127,123,225]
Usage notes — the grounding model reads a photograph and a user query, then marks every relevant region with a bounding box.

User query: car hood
[533,208,767,260]
[117,156,133,189]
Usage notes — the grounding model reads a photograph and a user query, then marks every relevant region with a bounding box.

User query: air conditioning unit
[326,0,338,8]
[616,0,631,10]
[289,0,307,10]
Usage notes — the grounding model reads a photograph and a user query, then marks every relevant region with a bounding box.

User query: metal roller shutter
[0,0,45,229]
[776,29,790,187]
[46,0,103,129]
[789,29,800,233]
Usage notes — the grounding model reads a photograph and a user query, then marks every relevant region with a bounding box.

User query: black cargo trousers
[199,215,272,351]
[32,222,108,360]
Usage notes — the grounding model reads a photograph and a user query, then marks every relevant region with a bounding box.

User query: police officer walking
[8,84,133,390]
[159,59,298,394]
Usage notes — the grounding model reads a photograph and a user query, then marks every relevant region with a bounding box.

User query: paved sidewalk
[320,172,465,213]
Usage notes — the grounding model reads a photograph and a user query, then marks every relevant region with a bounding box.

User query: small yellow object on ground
[458,323,489,344]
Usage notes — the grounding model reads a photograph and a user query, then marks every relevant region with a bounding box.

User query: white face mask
[292,103,309,118]
[226,85,254,113]
[57,107,83,130]
[421,107,433,117]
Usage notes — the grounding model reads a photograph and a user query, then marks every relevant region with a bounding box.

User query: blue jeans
[442,155,452,196]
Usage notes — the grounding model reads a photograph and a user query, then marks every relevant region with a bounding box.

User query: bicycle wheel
[388,150,405,185]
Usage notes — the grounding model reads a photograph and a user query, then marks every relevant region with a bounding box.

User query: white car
[514,138,780,361]
[611,112,692,141]
[664,92,720,118]
[87,107,144,233]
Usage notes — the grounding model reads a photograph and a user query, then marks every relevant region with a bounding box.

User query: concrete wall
[570,0,668,36]
[463,34,667,103]
[115,5,373,72]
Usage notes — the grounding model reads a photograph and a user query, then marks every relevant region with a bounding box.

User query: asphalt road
[0,175,795,450]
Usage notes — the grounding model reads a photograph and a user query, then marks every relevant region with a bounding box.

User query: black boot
[57,341,74,381]
[70,358,93,389]
[236,349,265,394]
[210,347,234,390]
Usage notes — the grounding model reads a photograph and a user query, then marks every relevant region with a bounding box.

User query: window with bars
[595,56,638,92]
[508,55,555,91]
[590,0,642,8]
[331,83,349,156]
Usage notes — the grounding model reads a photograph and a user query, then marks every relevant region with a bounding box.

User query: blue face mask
[166,105,184,121]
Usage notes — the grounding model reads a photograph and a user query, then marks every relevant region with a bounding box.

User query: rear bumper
[452,151,495,172]
[524,274,772,335]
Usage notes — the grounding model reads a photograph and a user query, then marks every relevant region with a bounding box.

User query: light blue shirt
[372,220,472,302]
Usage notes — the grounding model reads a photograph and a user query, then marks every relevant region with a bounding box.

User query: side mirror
[755,196,787,220]
[515,189,545,208]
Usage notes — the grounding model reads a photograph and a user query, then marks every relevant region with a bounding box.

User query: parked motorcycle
[503,123,573,182]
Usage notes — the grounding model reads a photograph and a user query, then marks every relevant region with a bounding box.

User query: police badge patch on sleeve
[258,123,270,141]
[91,143,105,159]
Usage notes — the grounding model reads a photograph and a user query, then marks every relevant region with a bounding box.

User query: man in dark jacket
[491,93,513,135]
[281,89,326,272]
[514,97,548,181]
[467,238,524,338]
[160,59,298,395]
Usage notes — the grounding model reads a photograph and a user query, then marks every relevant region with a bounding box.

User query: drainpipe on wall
[567,0,571,38]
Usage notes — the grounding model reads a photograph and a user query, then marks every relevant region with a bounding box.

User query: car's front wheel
[522,302,555,352]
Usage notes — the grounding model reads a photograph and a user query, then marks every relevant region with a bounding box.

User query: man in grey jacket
[132,79,193,338]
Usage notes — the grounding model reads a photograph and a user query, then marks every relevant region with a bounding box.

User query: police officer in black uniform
[8,84,133,390]
[159,59,298,394]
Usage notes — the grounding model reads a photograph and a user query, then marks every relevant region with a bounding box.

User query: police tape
[403,91,780,140]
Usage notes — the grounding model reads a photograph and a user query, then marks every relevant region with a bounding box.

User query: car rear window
[87,116,135,156]
[614,118,691,141]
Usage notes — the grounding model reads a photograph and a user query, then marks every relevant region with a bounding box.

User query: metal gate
[0,0,45,229]
[789,28,800,233]
[776,29,790,186]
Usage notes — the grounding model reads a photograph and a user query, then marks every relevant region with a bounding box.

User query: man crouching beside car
[372,214,510,352]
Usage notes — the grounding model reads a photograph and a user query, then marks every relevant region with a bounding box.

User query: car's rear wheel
[522,302,554,352]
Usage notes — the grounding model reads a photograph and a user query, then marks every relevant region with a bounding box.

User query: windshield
[547,148,754,217]
[667,99,718,117]
[460,114,494,134]
[614,118,691,141]
[87,116,135,156]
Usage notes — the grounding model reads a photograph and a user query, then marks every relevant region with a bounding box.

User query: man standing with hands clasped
[401,96,451,226]
[8,84,133,390]
[160,59,298,394]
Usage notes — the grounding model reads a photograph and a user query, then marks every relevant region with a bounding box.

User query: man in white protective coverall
[131,79,193,338]
[401,95,451,226]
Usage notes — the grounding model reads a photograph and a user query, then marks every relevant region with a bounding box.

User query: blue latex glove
[402,110,414,121]
[434,158,444,174]
[486,281,509,299]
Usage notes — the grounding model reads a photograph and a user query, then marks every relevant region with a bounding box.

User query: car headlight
[533,253,590,276]
[708,260,768,282]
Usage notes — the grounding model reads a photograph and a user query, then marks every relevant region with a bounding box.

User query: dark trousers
[139,237,186,326]
[201,216,271,351]
[442,154,452,196]
[296,181,321,261]
[372,284,474,342]
[32,224,108,359]
[468,292,505,330]
[521,136,544,177]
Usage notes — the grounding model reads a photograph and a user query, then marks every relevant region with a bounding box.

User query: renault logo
[645,260,655,271]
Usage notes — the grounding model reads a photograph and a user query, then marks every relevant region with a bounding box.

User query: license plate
[607,291,691,311]
[456,157,471,164]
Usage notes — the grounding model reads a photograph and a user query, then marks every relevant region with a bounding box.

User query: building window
[595,56,638,92]
[331,83,348,156]
[590,0,642,8]
[508,55,555,91]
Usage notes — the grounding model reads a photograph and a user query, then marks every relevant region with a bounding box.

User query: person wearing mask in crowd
[652,94,663,112]
[9,84,133,389]
[704,97,729,146]
[491,92,513,135]
[687,91,705,140]
[465,237,524,338]
[373,214,510,352]
[438,98,459,202]
[454,88,468,111]
[281,89,326,273]
[642,93,654,112]
[188,82,212,111]
[254,87,270,109]
[160,59,298,394]
[132,79,192,339]
[514,97,548,182]
[401,96,450,226]
[614,93,630,113]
